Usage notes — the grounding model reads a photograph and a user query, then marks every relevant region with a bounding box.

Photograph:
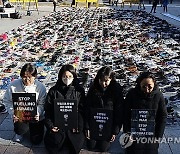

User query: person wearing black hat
[123,72,167,154]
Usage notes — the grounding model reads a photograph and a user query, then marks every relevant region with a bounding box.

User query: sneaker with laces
[0,104,7,114]
[14,134,23,143]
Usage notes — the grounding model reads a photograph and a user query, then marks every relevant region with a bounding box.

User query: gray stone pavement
[0,1,180,154]
[0,111,180,154]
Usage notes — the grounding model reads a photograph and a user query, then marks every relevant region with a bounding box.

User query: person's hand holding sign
[52,127,59,132]
[34,113,40,121]
[72,128,79,133]
[13,115,19,123]
[85,130,90,139]
[110,134,116,142]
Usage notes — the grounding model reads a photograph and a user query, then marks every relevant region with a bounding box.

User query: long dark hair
[135,71,157,90]
[20,63,37,77]
[56,64,77,86]
[93,66,116,90]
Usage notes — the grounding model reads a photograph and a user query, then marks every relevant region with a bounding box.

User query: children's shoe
[0,104,7,114]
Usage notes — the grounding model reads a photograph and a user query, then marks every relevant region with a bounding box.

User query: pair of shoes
[0,104,7,114]
[14,134,23,142]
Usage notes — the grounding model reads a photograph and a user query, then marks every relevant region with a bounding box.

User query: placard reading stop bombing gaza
[131,109,155,137]
[54,99,78,131]
[90,108,113,140]
[12,93,37,122]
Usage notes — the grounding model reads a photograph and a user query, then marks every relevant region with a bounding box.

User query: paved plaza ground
[0,1,180,154]
[0,0,180,34]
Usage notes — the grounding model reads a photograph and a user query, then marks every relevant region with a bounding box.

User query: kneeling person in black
[44,64,85,154]
[85,66,124,152]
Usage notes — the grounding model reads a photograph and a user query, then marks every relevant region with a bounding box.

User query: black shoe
[0,104,7,114]
[167,106,174,114]
[169,93,180,101]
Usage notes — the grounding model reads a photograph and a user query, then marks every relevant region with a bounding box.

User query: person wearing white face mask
[44,64,85,154]
[62,76,74,86]
[3,63,46,144]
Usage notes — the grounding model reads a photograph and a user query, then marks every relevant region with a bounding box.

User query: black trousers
[45,132,76,154]
[14,120,44,144]
[86,139,110,152]
[71,0,75,6]
[53,1,56,11]
[126,142,159,154]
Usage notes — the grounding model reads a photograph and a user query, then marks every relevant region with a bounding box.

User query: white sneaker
[14,134,23,142]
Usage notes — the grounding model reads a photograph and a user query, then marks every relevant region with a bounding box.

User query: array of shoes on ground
[0,8,180,123]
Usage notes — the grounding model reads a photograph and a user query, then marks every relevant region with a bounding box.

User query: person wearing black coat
[85,66,124,152]
[44,64,85,154]
[123,72,167,154]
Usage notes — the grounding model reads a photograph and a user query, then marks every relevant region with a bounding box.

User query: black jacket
[124,86,167,154]
[85,81,124,137]
[44,83,85,154]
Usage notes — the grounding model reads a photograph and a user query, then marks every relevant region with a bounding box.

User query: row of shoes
[0,8,180,119]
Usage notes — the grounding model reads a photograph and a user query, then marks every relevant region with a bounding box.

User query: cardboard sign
[12,93,37,122]
[54,99,78,131]
[90,108,113,140]
[131,109,155,137]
